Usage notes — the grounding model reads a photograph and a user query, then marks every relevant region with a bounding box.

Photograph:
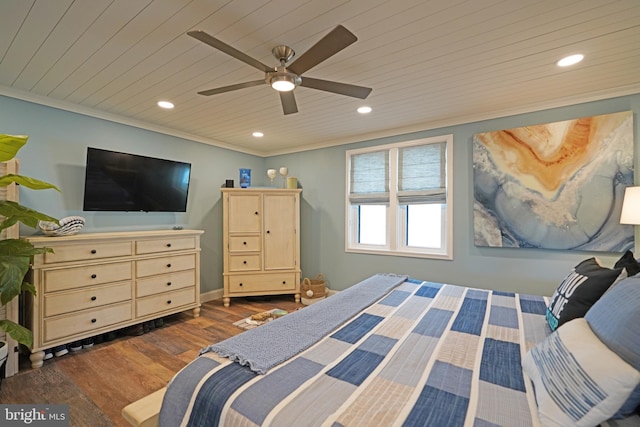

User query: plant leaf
[21,280,36,296]
[0,200,58,230]
[0,134,27,162]
[0,174,60,191]
[0,238,53,257]
[0,255,30,304]
[0,319,33,348]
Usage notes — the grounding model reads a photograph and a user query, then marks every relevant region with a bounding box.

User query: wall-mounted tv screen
[82,147,191,212]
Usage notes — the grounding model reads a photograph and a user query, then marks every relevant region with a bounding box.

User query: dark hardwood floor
[0,296,303,427]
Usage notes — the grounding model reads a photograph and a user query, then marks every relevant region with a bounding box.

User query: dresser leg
[223,297,230,308]
[294,293,301,303]
[192,306,200,318]
[30,350,45,369]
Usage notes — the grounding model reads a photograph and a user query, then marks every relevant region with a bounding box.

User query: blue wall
[0,96,264,295]
[2,93,639,297]
[269,94,640,295]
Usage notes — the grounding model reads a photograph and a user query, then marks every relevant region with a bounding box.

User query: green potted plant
[0,134,59,354]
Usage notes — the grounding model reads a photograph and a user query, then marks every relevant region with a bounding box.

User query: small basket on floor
[301,274,327,305]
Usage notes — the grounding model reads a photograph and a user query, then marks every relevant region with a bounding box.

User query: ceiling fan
[187,25,372,115]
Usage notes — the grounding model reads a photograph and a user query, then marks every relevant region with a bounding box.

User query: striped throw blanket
[160,277,554,426]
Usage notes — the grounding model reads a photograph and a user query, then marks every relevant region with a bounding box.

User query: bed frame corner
[121,387,165,427]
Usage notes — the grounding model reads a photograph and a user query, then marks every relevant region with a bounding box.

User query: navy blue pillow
[546,258,623,331]
[614,250,640,276]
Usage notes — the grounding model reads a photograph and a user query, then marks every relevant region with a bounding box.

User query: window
[346,135,453,259]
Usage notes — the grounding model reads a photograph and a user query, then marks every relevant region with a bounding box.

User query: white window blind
[349,150,389,204]
[398,142,446,204]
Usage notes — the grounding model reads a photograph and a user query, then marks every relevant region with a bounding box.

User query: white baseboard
[200,288,224,303]
[199,287,338,304]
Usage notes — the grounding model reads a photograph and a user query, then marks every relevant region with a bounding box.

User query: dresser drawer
[44,282,131,317]
[43,262,133,292]
[136,237,196,255]
[228,254,261,271]
[229,236,261,252]
[136,287,196,317]
[228,273,297,293]
[43,241,132,264]
[136,254,196,278]
[44,281,132,317]
[44,302,132,342]
[136,270,195,298]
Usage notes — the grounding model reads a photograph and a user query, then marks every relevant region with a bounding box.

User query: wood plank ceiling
[1,0,639,156]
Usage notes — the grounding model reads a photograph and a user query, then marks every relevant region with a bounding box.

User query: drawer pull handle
[254,211,259,215]
[282,281,286,284]
[167,300,172,304]
[243,260,247,264]
[91,296,97,301]
[267,230,270,234]
[91,274,97,279]
[243,241,247,245]
[91,318,97,323]
[91,249,97,254]
[166,243,172,247]
[239,282,243,287]
[167,263,172,268]
[167,282,172,286]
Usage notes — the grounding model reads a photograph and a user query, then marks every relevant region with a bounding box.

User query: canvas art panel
[473,111,634,251]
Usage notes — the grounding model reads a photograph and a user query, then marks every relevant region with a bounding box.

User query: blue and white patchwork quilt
[157,274,636,427]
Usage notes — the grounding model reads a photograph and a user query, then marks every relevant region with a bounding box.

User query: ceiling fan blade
[287,25,357,75]
[279,91,298,114]
[187,30,273,73]
[198,80,265,96]
[300,77,372,99]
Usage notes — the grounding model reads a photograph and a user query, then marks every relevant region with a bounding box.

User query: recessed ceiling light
[252,131,264,138]
[556,54,584,67]
[357,106,372,114]
[157,101,174,109]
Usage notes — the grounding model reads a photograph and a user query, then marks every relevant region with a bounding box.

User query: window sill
[345,247,453,260]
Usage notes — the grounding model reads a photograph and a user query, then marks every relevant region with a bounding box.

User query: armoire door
[227,194,261,233]
[263,193,297,270]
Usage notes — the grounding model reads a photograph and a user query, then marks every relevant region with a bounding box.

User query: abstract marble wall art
[473,110,634,251]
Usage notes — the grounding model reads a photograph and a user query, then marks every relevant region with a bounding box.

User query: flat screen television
[82,147,191,212]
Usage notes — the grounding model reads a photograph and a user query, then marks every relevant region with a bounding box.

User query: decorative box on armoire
[221,188,301,307]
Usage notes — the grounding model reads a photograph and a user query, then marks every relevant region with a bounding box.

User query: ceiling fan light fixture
[188,26,372,115]
[270,75,296,92]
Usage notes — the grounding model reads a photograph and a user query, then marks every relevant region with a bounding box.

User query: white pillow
[522,318,640,427]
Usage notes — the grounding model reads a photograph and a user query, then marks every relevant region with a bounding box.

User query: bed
[123,273,640,427]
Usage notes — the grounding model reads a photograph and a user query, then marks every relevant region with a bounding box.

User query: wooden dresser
[222,188,301,307]
[24,229,203,368]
